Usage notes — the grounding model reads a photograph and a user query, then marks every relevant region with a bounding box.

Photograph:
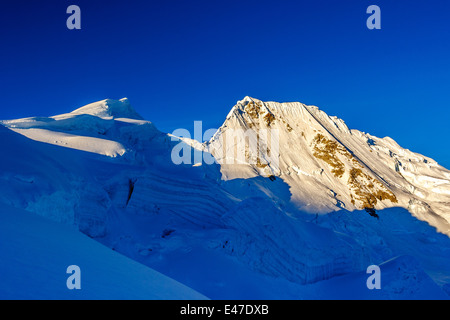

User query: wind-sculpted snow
[221,197,367,284]
[0,97,449,299]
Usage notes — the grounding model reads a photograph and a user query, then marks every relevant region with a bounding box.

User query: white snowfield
[8,128,127,157]
[0,97,449,299]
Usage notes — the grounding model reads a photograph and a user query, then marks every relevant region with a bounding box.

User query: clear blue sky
[0,0,449,167]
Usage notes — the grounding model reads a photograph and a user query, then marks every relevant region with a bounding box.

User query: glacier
[0,97,449,299]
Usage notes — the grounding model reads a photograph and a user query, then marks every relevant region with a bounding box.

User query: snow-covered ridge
[71,98,144,120]
[209,96,450,235]
[1,96,450,299]
[2,96,449,235]
[0,98,151,158]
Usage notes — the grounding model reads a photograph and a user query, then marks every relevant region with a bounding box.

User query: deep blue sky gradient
[0,0,449,167]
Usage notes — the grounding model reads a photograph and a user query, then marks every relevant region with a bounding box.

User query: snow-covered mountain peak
[237,96,256,104]
[229,97,349,133]
[0,98,153,158]
[1,96,450,299]
[70,98,144,120]
[208,97,450,235]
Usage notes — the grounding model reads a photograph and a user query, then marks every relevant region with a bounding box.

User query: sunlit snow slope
[207,97,450,235]
[1,97,449,299]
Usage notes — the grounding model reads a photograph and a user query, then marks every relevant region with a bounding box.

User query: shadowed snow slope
[0,203,207,300]
[0,97,449,299]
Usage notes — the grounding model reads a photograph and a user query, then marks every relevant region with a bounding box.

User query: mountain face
[207,97,450,235]
[1,97,450,299]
